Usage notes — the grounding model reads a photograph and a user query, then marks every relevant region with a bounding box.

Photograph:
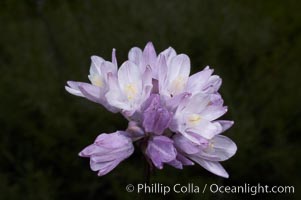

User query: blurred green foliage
[0,0,300,199]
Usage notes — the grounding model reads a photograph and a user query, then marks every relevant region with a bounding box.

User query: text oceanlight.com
[125,183,295,196]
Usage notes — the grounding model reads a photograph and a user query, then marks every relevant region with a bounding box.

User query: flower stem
[144,155,153,184]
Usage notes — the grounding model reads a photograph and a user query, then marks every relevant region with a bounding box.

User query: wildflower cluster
[66,42,237,178]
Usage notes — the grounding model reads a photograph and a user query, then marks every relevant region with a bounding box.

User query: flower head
[66,42,237,178]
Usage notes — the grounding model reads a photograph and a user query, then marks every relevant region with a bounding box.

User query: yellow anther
[125,84,137,100]
[204,141,215,153]
[171,76,185,94]
[187,114,202,126]
[91,75,103,87]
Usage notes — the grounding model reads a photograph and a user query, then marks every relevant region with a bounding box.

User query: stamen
[187,114,202,126]
[125,84,137,100]
[90,75,103,87]
[170,76,186,95]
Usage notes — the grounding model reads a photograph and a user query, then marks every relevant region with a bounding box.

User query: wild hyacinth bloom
[66,42,237,178]
[79,131,134,176]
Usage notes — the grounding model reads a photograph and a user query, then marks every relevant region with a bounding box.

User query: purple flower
[145,136,177,169]
[185,66,222,95]
[158,53,191,98]
[142,94,172,135]
[170,93,227,143]
[66,42,237,178]
[65,51,119,113]
[79,131,134,176]
[128,42,158,77]
[173,133,237,178]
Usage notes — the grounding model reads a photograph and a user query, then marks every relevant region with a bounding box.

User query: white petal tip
[223,174,229,178]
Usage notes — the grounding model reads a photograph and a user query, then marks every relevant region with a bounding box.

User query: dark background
[1,0,300,199]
